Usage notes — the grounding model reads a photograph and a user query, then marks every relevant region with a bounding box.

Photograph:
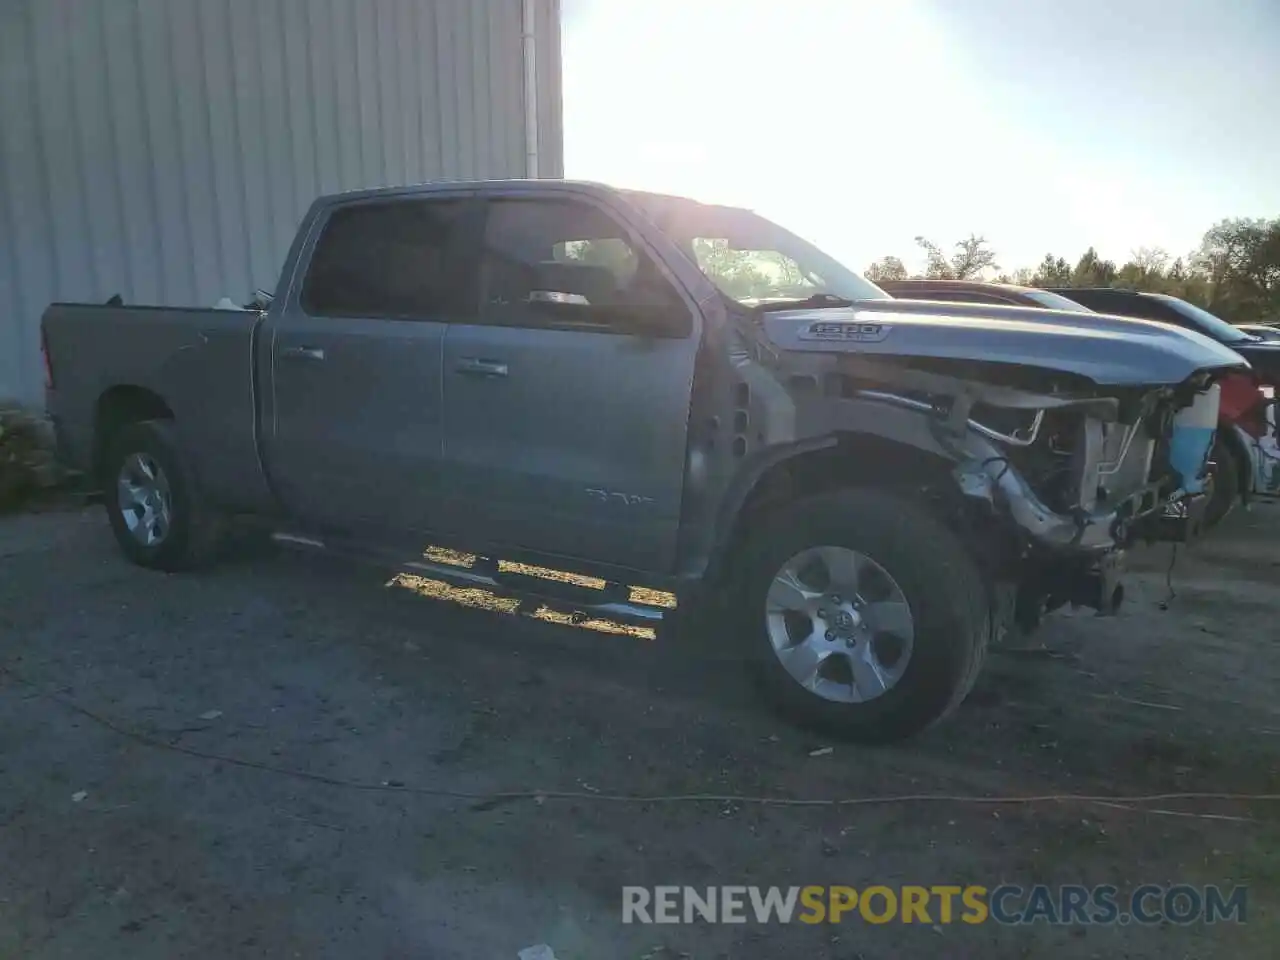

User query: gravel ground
[1,502,1278,959]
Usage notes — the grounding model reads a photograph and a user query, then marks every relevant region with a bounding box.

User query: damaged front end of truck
[722,299,1250,633]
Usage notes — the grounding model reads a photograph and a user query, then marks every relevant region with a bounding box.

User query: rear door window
[301,199,471,319]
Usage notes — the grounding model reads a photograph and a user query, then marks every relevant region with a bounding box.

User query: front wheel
[731,489,991,744]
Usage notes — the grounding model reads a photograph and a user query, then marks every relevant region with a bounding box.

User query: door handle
[455,357,509,378]
[279,345,325,361]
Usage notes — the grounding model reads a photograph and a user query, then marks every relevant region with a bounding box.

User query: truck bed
[41,303,266,506]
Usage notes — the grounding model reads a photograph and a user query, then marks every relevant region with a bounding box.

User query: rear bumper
[45,405,92,477]
[49,414,70,462]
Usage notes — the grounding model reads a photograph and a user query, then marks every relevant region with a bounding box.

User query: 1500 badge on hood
[799,320,890,342]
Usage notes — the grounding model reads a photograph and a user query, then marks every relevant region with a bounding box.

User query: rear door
[266,194,477,537]
[438,191,700,573]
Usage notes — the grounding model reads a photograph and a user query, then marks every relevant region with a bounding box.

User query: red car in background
[879,280,1280,526]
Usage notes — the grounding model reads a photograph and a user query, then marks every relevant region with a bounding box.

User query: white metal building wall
[0,0,563,404]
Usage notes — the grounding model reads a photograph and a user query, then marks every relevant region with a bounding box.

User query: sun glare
[563,1,983,271]
[561,0,1247,274]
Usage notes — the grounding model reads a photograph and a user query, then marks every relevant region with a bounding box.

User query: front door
[439,193,700,573]
[266,195,476,539]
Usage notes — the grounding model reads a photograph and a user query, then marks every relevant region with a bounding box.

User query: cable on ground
[3,664,1276,814]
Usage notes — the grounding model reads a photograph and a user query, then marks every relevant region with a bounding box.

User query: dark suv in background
[881,282,1279,523]
[877,279,1094,312]
[1046,289,1280,517]
[1044,289,1280,375]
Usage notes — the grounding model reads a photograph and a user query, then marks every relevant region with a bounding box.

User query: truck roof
[312,180,755,216]
[314,178,608,203]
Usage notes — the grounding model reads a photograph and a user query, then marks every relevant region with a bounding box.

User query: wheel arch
[703,431,960,586]
[93,385,174,483]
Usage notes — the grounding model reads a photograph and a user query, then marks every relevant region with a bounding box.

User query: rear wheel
[103,420,224,570]
[731,488,990,743]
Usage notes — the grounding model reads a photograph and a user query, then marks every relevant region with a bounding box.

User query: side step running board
[271,533,667,627]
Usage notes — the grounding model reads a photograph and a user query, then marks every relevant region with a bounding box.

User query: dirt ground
[1,501,1278,959]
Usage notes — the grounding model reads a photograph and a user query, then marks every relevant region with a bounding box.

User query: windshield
[1149,294,1253,343]
[626,193,890,306]
[1023,290,1096,314]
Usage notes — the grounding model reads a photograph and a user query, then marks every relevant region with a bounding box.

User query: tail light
[40,327,54,390]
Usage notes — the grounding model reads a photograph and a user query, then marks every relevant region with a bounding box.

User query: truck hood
[761,298,1249,387]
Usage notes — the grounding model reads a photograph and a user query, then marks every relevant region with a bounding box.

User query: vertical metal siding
[535,0,565,178]
[0,0,562,404]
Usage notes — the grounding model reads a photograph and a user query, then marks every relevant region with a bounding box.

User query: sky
[559,0,1280,277]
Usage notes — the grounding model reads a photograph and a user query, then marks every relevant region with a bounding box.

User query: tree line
[864,217,1280,324]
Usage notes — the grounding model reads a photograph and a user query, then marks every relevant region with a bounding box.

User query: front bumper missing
[1138,491,1209,543]
[1007,492,1203,632]
[1012,549,1126,632]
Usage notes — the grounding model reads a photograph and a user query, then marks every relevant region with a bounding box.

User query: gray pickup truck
[42,180,1247,742]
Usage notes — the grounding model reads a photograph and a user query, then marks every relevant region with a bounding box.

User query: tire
[1203,436,1241,529]
[730,488,990,744]
[102,419,224,571]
